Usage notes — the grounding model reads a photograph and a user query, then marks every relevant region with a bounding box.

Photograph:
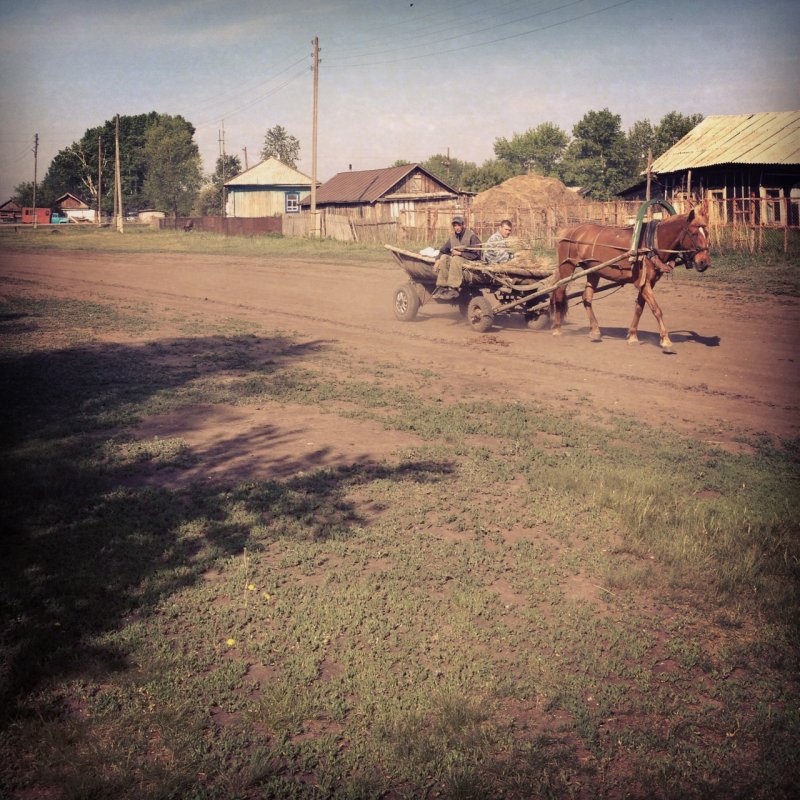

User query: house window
[759,187,784,224]
[708,189,727,224]
[790,185,800,227]
[285,192,300,214]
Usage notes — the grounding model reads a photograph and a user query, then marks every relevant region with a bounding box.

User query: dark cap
[451,214,465,224]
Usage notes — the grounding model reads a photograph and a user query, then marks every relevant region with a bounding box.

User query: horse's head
[677,200,711,272]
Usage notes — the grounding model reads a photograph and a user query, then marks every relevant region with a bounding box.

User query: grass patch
[1,290,798,799]
[0,224,391,264]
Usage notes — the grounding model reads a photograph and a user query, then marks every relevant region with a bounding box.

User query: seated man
[484,219,513,266]
[432,214,481,300]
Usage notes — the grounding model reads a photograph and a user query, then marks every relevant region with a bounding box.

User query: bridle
[657,217,710,267]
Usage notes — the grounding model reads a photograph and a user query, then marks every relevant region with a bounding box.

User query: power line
[194,67,309,130]
[327,0,548,61]
[190,51,308,119]
[326,0,640,68]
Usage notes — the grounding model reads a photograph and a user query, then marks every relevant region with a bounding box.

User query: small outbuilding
[224,157,315,218]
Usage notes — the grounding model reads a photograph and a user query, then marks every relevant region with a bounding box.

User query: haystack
[472,174,584,214]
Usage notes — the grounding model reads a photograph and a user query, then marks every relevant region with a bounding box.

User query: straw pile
[472,174,584,214]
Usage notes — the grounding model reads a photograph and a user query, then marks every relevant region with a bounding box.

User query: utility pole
[97,135,102,226]
[32,133,39,229]
[311,35,319,237]
[114,114,124,232]
[242,146,248,171]
[645,148,652,203]
[219,121,227,217]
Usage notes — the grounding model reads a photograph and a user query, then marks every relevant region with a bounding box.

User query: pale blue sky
[1,0,798,200]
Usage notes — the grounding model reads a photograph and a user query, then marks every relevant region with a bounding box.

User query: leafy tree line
[16,108,701,214]
[419,109,703,199]
[13,118,299,219]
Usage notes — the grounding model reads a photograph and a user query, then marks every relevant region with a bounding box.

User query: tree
[558,109,637,199]
[494,122,569,177]
[627,119,655,176]
[142,115,203,220]
[12,181,36,206]
[421,153,477,191]
[461,159,513,193]
[653,111,704,158]
[38,112,168,215]
[198,154,242,215]
[260,125,300,167]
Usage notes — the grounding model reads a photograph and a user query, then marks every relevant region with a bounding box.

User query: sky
[1,0,798,201]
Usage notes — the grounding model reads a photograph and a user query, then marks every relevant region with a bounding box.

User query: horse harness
[560,215,709,289]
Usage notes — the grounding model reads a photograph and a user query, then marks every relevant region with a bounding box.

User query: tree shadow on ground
[0,332,453,725]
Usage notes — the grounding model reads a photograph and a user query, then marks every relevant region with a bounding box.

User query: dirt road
[3,250,799,446]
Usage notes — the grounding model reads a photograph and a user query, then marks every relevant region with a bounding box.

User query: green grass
[0,289,798,799]
[0,224,391,264]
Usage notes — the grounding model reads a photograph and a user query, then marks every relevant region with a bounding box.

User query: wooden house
[619,111,800,226]
[54,192,95,222]
[224,157,315,218]
[302,164,465,225]
[0,199,22,222]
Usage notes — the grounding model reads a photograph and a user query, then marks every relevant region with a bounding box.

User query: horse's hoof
[590,333,602,343]
[661,345,676,355]
[551,329,562,337]
[626,337,640,345]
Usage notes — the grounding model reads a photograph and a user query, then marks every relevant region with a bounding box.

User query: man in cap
[432,214,482,300]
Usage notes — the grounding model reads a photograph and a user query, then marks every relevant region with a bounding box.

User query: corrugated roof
[312,164,458,204]
[225,157,313,187]
[650,111,800,174]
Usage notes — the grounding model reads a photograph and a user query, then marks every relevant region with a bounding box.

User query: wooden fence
[163,201,799,255]
[161,216,282,235]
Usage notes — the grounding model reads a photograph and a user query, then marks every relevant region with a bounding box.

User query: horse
[550,200,711,352]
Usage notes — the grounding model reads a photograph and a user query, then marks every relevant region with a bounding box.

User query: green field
[1,235,799,799]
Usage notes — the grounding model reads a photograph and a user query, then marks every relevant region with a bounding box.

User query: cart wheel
[467,296,494,332]
[527,310,551,330]
[393,283,421,321]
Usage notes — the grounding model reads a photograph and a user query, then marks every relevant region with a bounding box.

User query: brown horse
[550,201,711,351]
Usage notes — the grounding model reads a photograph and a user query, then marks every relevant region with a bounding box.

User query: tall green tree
[653,111,704,158]
[37,112,169,215]
[11,181,36,206]
[627,119,656,176]
[421,153,477,191]
[558,109,637,198]
[494,122,569,177]
[461,159,513,193]
[260,125,300,167]
[142,115,203,220]
[195,153,243,216]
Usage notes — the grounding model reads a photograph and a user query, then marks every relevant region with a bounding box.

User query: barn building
[619,111,800,226]
[224,157,315,218]
[302,163,465,226]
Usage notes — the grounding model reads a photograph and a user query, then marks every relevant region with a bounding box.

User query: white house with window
[224,157,315,218]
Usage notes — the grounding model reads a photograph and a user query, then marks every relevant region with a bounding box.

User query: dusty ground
[3,249,799,478]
